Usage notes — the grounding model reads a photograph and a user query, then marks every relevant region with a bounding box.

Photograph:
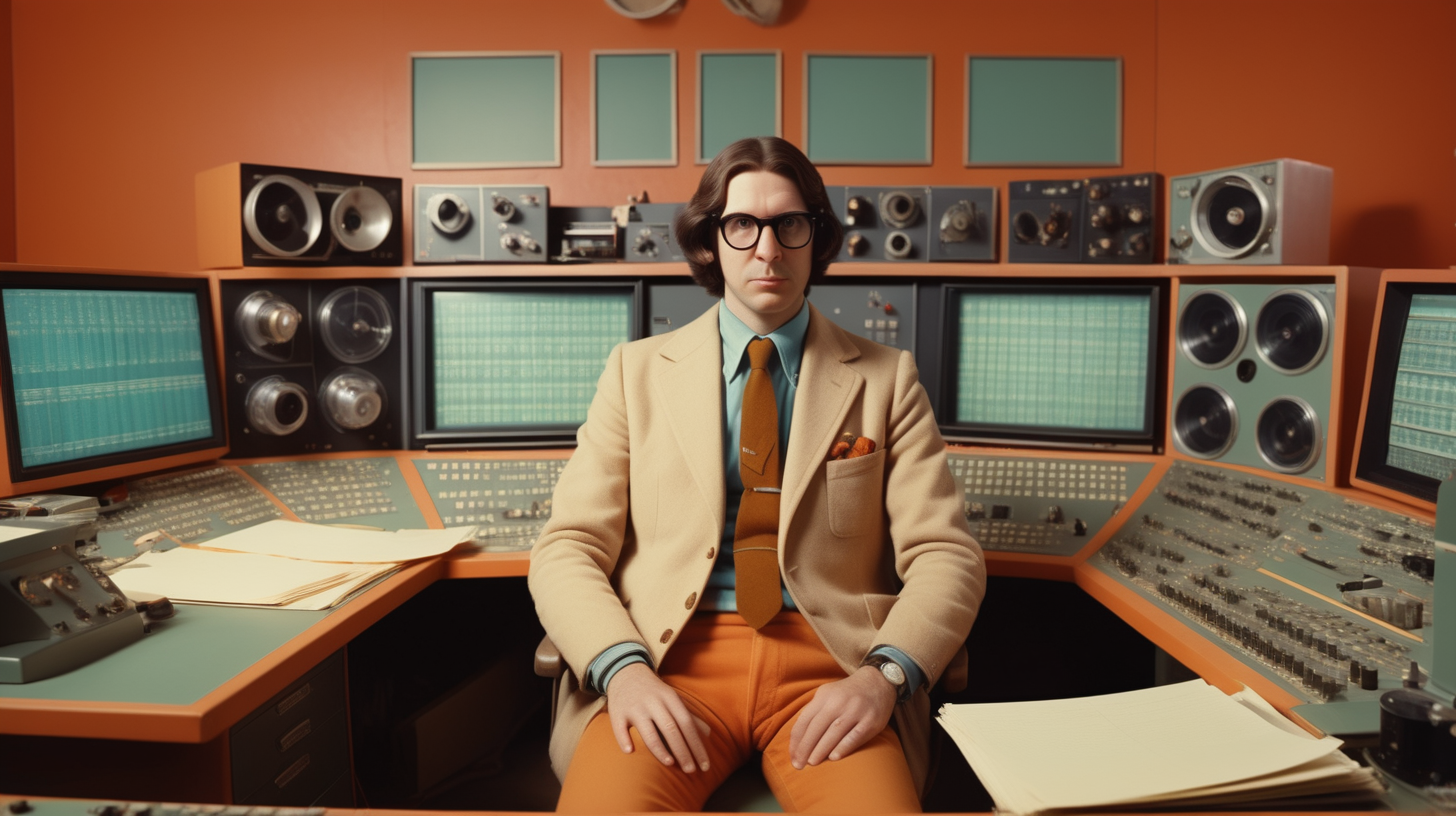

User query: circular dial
[236,290,302,359]
[317,286,393,363]
[1173,384,1238,458]
[1256,397,1321,473]
[1256,290,1329,374]
[1178,290,1247,369]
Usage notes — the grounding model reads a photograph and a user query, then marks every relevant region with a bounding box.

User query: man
[529,136,985,812]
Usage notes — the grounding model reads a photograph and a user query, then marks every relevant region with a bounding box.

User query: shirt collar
[719,300,808,387]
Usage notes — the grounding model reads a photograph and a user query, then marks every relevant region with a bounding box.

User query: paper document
[110,545,392,609]
[937,679,1379,814]
[197,519,476,563]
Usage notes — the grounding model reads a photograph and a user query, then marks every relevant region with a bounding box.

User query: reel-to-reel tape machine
[1167,159,1332,265]
[197,163,404,268]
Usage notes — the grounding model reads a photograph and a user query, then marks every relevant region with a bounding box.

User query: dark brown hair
[674,137,843,297]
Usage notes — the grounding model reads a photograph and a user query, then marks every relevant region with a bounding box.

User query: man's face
[717,171,813,336]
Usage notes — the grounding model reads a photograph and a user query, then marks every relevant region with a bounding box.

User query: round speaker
[319,368,386,431]
[235,290,302,360]
[1173,384,1238,458]
[1178,289,1247,368]
[1192,172,1272,258]
[1256,289,1329,374]
[243,175,322,257]
[331,186,394,253]
[246,376,309,436]
[1256,397,1322,473]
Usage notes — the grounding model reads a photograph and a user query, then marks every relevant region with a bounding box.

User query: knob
[320,369,385,431]
[1171,226,1194,250]
[1089,204,1119,231]
[426,193,472,235]
[246,376,309,436]
[1043,209,1069,243]
[847,232,869,256]
[845,197,871,226]
[1126,205,1148,225]
[500,233,522,252]
[633,229,658,257]
[491,195,517,220]
[1087,182,1109,200]
[1127,233,1150,256]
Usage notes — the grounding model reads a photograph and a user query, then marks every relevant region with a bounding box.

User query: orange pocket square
[828,432,877,460]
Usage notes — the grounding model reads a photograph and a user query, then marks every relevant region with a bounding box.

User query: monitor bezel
[928,280,1166,452]
[409,279,644,449]
[1351,278,1455,509]
[0,270,228,491]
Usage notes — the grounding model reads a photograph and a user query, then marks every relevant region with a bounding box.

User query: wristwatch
[862,653,911,704]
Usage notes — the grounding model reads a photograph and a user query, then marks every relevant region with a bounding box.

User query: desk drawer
[231,650,349,804]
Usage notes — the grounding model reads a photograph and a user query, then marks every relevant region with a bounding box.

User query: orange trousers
[555,612,922,813]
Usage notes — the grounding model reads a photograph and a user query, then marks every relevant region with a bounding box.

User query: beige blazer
[528,302,986,790]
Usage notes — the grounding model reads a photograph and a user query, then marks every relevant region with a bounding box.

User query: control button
[685,592,697,609]
[660,629,673,644]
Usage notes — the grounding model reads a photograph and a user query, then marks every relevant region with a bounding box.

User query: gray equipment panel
[410,458,566,552]
[415,184,549,264]
[646,281,915,353]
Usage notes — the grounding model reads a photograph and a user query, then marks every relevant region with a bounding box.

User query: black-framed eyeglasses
[716,211,817,251]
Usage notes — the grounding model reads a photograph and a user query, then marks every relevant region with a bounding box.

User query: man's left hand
[787,665,897,768]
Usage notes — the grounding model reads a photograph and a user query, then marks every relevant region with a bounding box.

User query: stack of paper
[937,679,1384,814]
[110,520,476,611]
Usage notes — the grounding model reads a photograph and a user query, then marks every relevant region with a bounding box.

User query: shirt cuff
[869,645,926,698]
[586,642,652,694]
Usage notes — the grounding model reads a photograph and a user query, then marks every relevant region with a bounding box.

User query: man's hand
[604,662,712,773]
[788,665,897,769]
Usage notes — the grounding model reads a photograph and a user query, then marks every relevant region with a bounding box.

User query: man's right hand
[605,662,712,773]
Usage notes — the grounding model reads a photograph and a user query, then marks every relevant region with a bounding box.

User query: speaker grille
[244,175,322,257]
[1256,289,1330,374]
[1192,173,1271,259]
[1256,397,1322,473]
[1174,385,1238,458]
[1179,290,1247,368]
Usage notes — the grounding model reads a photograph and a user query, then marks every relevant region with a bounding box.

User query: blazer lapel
[781,304,863,530]
[653,307,727,533]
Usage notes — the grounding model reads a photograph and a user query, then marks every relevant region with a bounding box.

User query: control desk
[1,443,1445,811]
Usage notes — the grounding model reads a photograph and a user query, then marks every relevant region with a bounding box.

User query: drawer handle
[275,753,311,789]
[276,682,312,716]
[279,718,313,752]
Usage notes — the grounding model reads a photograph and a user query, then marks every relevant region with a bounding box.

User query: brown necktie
[734,337,783,629]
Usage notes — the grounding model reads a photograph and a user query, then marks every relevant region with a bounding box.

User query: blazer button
[660,629,673,644]
[706,547,716,559]
[685,592,697,610]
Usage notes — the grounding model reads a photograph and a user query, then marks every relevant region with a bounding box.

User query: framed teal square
[697,51,780,164]
[412,52,561,169]
[804,54,932,165]
[966,57,1122,166]
[593,51,677,166]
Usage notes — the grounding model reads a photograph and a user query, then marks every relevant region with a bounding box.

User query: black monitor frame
[409,279,644,449]
[917,280,1167,452]
[0,270,227,490]
[1352,279,1456,508]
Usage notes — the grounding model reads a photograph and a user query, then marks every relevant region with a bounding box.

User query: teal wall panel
[412,54,560,168]
[966,57,1121,166]
[806,55,931,165]
[698,52,779,163]
[595,52,676,165]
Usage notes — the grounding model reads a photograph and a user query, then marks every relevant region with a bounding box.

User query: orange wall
[0,0,13,263]
[7,0,1454,272]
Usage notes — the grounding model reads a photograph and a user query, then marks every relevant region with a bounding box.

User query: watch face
[880,661,906,686]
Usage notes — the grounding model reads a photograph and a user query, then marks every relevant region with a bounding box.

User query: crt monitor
[411,280,642,448]
[0,269,227,495]
[1352,272,1456,510]
[918,282,1165,452]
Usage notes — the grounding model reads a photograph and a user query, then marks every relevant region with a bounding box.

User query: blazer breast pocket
[826,448,886,538]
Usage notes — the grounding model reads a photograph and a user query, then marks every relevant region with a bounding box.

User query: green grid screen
[432,290,630,428]
[1387,293,1456,481]
[4,289,213,467]
[955,291,1151,432]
